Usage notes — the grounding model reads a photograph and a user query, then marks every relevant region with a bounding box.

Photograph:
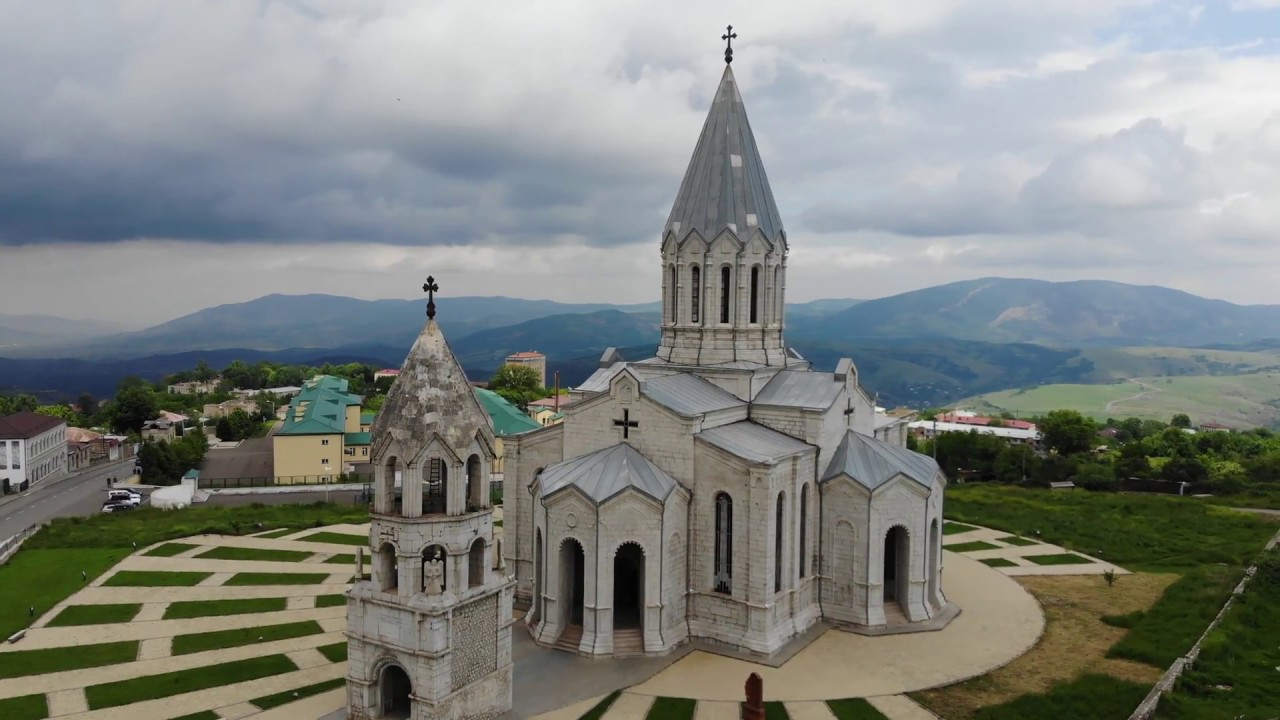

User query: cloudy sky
[2,0,1279,326]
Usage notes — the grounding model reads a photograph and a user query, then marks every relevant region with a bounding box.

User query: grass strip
[946,541,1001,552]
[103,571,211,587]
[1108,565,1241,667]
[323,553,358,564]
[256,528,296,539]
[980,557,1018,568]
[0,693,48,720]
[195,546,315,562]
[764,701,790,720]
[168,712,220,720]
[995,535,1038,547]
[250,677,346,710]
[645,697,696,720]
[295,531,367,546]
[85,654,298,710]
[224,572,329,586]
[0,641,139,679]
[0,548,124,638]
[826,698,890,720]
[318,641,348,662]
[143,543,199,557]
[1026,553,1093,566]
[46,603,141,627]
[942,521,975,535]
[163,597,287,619]
[172,620,324,655]
[316,594,348,608]
[970,673,1149,719]
[579,690,622,720]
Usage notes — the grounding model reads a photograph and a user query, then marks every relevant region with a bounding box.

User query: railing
[0,525,39,566]
[198,473,373,489]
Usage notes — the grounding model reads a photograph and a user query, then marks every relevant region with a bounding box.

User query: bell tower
[346,277,514,720]
[657,41,789,367]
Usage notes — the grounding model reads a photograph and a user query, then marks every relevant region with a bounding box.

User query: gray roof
[538,443,679,505]
[641,373,744,416]
[664,65,784,247]
[822,431,939,491]
[753,370,842,410]
[697,421,812,465]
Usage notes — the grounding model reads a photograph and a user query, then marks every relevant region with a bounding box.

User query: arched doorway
[613,543,644,631]
[928,519,940,609]
[379,663,412,719]
[883,526,909,614]
[468,538,486,588]
[560,539,585,628]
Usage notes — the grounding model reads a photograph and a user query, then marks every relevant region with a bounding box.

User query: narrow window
[714,493,733,593]
[690,266,701,323]
[775,492,786,592]
[669,265,679,323]
[720,266,731,323]
[750,266,760,324]
[773,266,781,324]
[799,485,809,578]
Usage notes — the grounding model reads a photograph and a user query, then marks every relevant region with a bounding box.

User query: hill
[0,313,125,350]
[798,277,1280,347]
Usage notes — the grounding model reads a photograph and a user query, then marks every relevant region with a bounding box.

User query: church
[501,57,951,658]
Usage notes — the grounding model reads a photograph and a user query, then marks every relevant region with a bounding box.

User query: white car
[106,489,142,507]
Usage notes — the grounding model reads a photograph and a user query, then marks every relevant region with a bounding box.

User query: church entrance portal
[613,543,644,630]
[883,526,909,615]
[560,539,585,627]
[379,664,412,719]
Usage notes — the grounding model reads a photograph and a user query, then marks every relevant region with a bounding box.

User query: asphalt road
[0,458,137,540]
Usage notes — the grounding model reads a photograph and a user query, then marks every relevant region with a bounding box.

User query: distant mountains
[0,313,127,350]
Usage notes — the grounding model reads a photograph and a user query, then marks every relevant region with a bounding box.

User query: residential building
[232,385,303,399]
[1199,421,1231,432]
[167,378,221,394]
[473,387,540,477]
[141,411,195,442]
[527,395,568,427]
[373,368,400,381]
[202,397,259,419]
[0,411,68,493]
[272,375,369,483]
[908,419,1040,445]
[504,350,547,388]
[935,410,1037,432]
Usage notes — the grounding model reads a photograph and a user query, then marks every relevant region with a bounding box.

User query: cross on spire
[423,275,439,319]
[722,25,737,64]
[613,408,640,439]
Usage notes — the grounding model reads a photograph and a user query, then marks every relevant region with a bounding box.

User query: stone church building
[502,63,950,659]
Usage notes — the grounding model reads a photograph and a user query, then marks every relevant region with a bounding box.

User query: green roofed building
[473,387,539,477]
[272,375,369,482]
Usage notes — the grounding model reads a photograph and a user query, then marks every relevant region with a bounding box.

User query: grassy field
[171,620,324,655]
[194,546,315,562]
[224,572,329,586]
[826,699,890,720]
[644,697,696,720]
[163,597,288,619]
[579,691,622,720]
[945,541,1000,552]
[255,529,296,539]
[143,543,199,557]
[315,594,348,608]
[0,548,125,638]
[1106,566,1241,668]
[945,484,1276,571]
[250,677,345,710]
[85,654,298,709]
[962,371,1280,427]
[0,693,47,720]
[46,603,141,627]
[0,640,138,679]
[102,571,211,587]
[318,641,348,662]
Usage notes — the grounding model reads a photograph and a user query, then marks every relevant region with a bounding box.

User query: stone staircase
[554,624,583,653]
[611,629,644,658]
[883,603,908,626]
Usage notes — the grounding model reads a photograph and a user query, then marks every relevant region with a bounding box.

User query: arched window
[773,266,781,325]
[690,265,701,324]
[669,265,678,323]
[799,485,809,579]
[713,492,733,594]
[424,458,447,514]
[719,265,731,324]
[774,492,786,592]
[750,265,760,324]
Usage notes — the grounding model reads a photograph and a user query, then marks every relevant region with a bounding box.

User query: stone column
[403,463,422,519]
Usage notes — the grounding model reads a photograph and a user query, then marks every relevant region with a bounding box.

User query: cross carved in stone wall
[613,408,640,439]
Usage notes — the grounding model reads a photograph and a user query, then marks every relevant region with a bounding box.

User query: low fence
[199,473,373,489]
[0,525,39,566]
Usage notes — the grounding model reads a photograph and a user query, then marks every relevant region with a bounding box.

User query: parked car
[101,502,134,513]
[106,489,142,507]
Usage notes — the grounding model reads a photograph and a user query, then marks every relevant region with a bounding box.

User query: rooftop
[753,370,842,410]
[507,351,545,359]
[641,373,745,417]
[824,431,940,491]
[474,388,542,436]
[277,375,362,436]
[0,411,66,440]
[697,421,812,465]
[538,443,680,505]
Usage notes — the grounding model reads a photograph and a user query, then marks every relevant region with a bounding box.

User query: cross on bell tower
[722,25,738,64]
[423,275,439,319]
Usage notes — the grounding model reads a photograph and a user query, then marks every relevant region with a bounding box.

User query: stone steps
[554,624,583,653]
[612,629,644,658]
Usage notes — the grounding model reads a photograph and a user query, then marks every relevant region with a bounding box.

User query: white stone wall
[503,425,563,605]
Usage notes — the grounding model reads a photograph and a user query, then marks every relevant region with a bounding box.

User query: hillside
[799,277,1280,347]
[0,313,125,349]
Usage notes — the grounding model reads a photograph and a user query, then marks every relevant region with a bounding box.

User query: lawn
[46,603,141,626]
[970,674,1151,720]
[85,654,298,709]
[171,620,324,655]
[1107,565,1242,668]
[945,541,1001,553]
[323,553,358,563]
[256,529,295,539]
[318,641,348,662]
[168,712,220,720]
[980,558,1018,568]
[995,536,1038,547]
[0,641,139,679]
[645,697,696,720]
[194,546,315,562]
[0,693,48,720]
[1026,553,1093,566]
[143,543,199,557]
[579,690,622,720]
[296,531,367,546]
[0,547,125,638]
[103,571,211,587]
[764,700,790,720]
[163,597,288,619]
[944,484,1276,571]
[224,572,330,586]
[943,522,975,535]
[316,594,348,608]
[826,698,889,720]
[250,677,346,710]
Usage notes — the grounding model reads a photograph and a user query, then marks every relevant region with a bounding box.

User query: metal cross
[722,25,738,64]
[613,408,640,439]
[423,275,439,319]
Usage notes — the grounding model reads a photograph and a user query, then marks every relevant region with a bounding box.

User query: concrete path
[5,607,344,650]
[867,695,941,719]
[942,523,1130,576]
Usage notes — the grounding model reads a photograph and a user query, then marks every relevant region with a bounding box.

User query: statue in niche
[424,549,445,596]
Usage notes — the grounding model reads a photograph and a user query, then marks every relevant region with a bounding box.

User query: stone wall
[451,595,498,690]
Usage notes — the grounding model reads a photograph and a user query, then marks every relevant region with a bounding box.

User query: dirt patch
[913,572,1177,719]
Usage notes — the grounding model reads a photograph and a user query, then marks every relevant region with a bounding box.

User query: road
[0,458,137,540]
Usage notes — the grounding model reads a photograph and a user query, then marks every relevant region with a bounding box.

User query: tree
[0,393,39,415]
[1161,456,1209,486]
[35,404,77,422]
[993,444,1038,484]
[1038,410,1096,456]
[1171,413,1192,429]
[110,384,158,434]
[215,409,256,441]
[193,360,216,381]
[254,393,281,422]
[1206,460,1247,495]
[487,364,546,411]
[1074,462,1117,491]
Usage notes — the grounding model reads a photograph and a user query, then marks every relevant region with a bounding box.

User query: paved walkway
[941,522,1130,576]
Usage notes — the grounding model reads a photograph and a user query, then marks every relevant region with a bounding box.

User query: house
[908,418,1040,445]
[374,369,400,381]
[202,397,259,419]
[936,410,1037,432]
[473,387,541,477]
[272,375,369,483]
[232,385,303,399]
[505,350,547,388]
[1199,421,1232,432]
[527,396,568,427]
[167,378,221,394]
[141,411,195,442]
[0,411,68,494]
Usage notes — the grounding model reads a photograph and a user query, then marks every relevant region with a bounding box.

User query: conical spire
[663,65,784,245]
[371,316,494,460]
